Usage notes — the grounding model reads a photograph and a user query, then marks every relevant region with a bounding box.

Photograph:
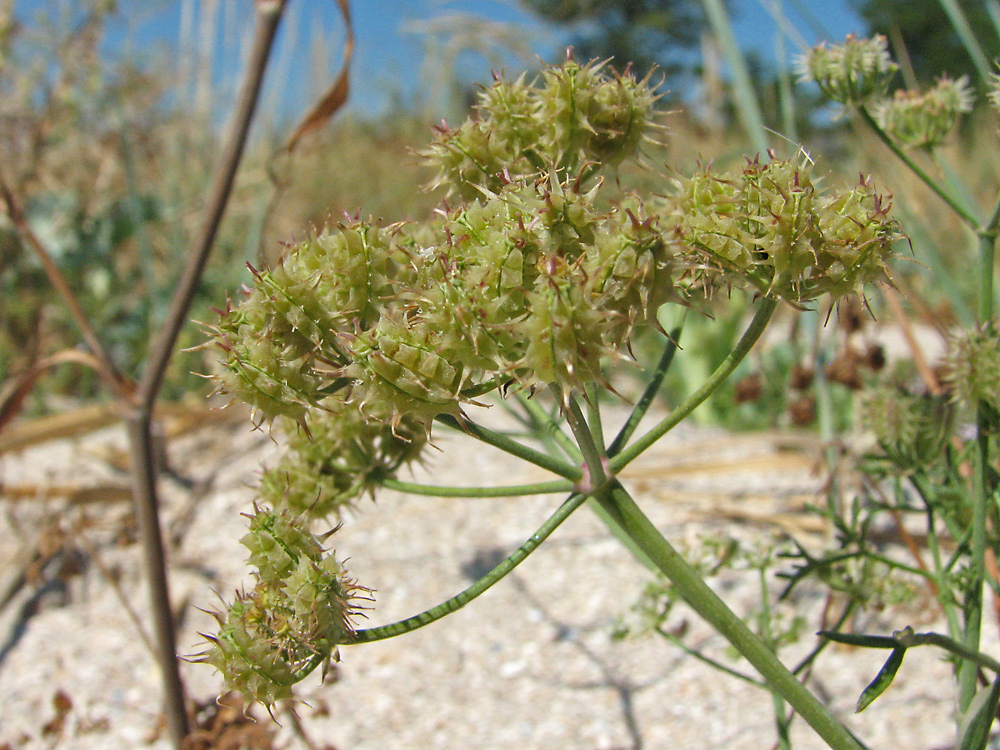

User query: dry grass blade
[283,0,354,153]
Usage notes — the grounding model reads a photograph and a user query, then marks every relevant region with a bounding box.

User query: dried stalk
[124,3,289,747]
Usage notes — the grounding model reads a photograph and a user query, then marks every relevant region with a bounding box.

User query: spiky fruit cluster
[861,381,952,472]
[260,406,427,522]
[659,157,901,305]
[943,321,1000,413]
[195,509,367,708]
[802,35,977,151]
[798,34,897,106]
[989,69,1000,113]
[876,76,974,150]
[202,56,903,707]
[423,58,662,200]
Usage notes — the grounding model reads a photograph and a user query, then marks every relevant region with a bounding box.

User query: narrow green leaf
[856,647,906,713]
[958,673,1000,750]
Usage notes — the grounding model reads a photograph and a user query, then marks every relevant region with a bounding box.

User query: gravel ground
[0,400,976,750]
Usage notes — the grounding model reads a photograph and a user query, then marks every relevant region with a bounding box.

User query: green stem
[609,297,778,474]
[597,483,865,750]
[652,625,765,687]
[564,390,608,488]
[961,406,992,710]
[608,313,685,456]
[517,390,583,463]
[436,414,581,482]
[856,106,980,229]
[895,628,1000,674]
[378,477,574,498]
[351,492,587,643]
[913,481,963,641]
[977,231,996,324]
[756,564,792,750]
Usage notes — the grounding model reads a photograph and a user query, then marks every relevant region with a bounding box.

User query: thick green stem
[978,231,996,325]
[351,493,587,643]
[609,297,778,473]
[960,213,997,711]
[597,483,865,750]
[564,391,608,489]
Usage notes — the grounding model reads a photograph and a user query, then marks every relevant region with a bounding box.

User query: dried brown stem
[125,3,290,747]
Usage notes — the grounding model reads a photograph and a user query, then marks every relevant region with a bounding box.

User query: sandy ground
[0,399,977,750]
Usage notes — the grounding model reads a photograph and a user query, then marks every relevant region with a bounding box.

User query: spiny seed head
[210,299,323,426]
[196,511,367,708]
[422,59,664,197]
[943,322,1000,412]
[989,68,1000,112]
[240,507,324,582]
[512,254,617,390]
[206,220,403,427]
[259,408,426,522]
[536,59,662,168]
[876,76,974,150]
[799,34,897,105]
[860,381,952,472]
[660,157,900,305]
[338,312,469,429]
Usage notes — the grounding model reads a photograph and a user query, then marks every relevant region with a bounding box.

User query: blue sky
[18,1,870,119]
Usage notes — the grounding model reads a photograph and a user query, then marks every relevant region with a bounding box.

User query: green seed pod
[799,34,897,105]
[240,508,324,582]
[211,298,323,425]
[876,77,974,150]
[208,219,402,426]
[422,118,512,201]
[513,255,616,390]
[585,194,678,327]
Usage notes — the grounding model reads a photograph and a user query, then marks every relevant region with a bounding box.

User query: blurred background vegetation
[1,0,997,430]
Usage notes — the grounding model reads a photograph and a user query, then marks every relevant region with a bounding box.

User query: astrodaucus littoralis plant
[197,58,901,749]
